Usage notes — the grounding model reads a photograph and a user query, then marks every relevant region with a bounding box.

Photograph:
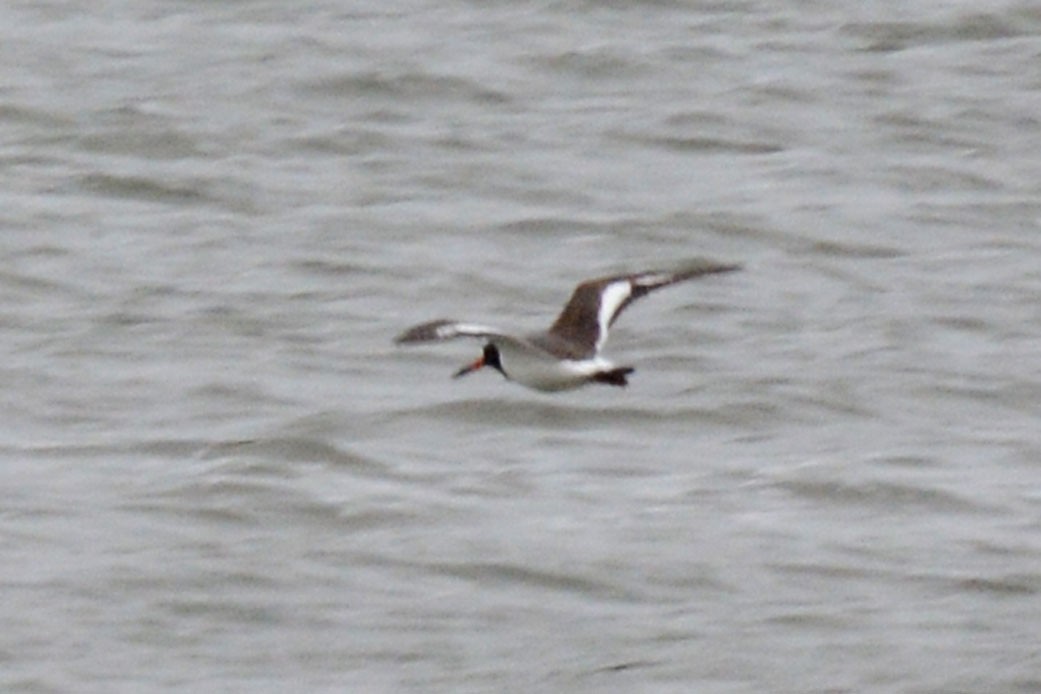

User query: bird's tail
[592,367,635,387]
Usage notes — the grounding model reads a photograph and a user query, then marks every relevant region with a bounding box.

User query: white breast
[496,342,611,392]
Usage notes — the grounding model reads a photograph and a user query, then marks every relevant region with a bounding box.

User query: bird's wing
[394,319,548,356]
[546,259,740,356]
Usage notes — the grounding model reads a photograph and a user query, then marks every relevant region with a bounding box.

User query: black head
[453,342,506,379]
[482,343,504,376]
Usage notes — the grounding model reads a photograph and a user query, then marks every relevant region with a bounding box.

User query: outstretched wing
[394,319,550,357]
[395,319,505,344]
[547,259,740,357]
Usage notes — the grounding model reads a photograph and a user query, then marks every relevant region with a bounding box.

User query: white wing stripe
[596,281,632,351]
[632,272,675,288]
[441,322,502,339]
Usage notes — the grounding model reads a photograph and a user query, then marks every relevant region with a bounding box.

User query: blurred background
[2,1,1040,691]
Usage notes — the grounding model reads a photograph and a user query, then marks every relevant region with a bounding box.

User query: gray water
[3,1,1041,691]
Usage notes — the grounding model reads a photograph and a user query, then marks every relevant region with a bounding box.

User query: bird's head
[453,343,505,379]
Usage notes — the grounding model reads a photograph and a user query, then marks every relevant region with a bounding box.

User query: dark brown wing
[546,259,740,356]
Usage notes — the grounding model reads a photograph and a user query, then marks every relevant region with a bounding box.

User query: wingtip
[673,258,742,277]
[630,259,741,289]
[393,319,455,345]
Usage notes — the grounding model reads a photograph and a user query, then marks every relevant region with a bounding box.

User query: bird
[394,258,740,392]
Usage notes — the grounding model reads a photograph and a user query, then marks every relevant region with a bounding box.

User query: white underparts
[496,341,614,392]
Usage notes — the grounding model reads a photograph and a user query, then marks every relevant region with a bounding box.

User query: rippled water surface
[3,1,1041,691]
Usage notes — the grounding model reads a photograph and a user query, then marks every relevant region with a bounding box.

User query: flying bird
[394,259,739,392]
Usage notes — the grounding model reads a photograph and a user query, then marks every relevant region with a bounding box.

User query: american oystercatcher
[394,259,740,392]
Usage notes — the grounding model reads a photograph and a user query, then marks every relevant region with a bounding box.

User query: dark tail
[592,367,635,387]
